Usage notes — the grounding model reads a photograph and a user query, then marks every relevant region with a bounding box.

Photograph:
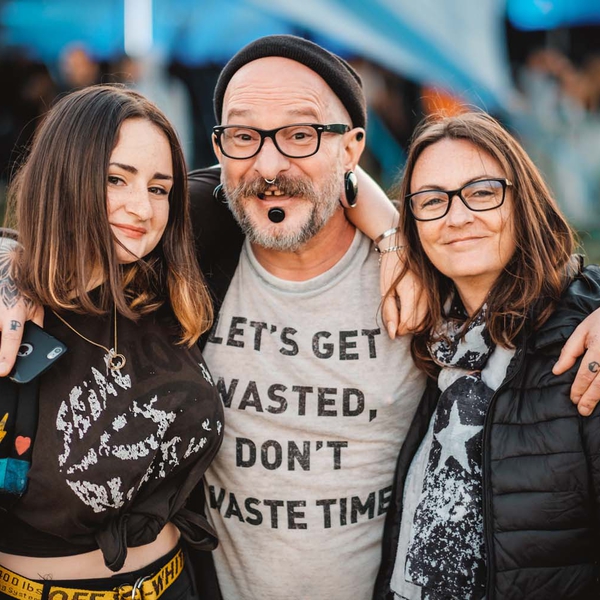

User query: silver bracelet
[374,226,400,245]
[378,245,405,264]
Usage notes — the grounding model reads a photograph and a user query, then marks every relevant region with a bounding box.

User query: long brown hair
[5,84,212,346]
[389,111,576,375]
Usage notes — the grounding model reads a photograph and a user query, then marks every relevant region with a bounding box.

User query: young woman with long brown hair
[0,85,222,599]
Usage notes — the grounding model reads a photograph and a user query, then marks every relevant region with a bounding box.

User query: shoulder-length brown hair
[390,111,576,375]
[5,84,212,346]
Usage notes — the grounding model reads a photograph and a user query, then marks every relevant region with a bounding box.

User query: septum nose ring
[264,178,276,185]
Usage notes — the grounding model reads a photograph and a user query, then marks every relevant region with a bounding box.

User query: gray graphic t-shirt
[203,231,426,600]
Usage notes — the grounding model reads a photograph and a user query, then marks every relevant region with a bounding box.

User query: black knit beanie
[213,35,366,129]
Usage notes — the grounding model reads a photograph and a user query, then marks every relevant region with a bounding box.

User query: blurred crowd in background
[1,3,599,260]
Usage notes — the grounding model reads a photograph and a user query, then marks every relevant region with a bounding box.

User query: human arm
[346,167,426,338]
[0,231,44,376]
[552,264,600,416]
[553,308,600,415]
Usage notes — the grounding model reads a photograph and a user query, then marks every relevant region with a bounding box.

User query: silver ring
[264,178,276,185]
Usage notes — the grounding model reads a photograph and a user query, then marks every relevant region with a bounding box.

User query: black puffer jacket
[373,265,600,600]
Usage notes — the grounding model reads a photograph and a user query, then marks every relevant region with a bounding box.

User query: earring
[213,183,227,204]
[343,171,358,208]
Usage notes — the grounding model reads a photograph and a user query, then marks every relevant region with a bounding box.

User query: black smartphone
[7,322,67,384]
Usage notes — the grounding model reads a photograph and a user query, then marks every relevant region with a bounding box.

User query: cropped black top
[0,300,223,571]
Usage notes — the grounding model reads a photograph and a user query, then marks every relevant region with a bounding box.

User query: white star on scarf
[434,401,482,474]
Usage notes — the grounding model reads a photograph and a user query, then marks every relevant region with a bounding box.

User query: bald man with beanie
[184,34,425,600]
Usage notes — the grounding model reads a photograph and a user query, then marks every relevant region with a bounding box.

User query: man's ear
[343,127,366,171]
[212,134,223,164]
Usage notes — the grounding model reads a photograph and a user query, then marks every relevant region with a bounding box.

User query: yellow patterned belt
[0,548,184,600]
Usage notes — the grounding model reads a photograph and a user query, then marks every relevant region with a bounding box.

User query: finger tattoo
[9,320,22,332]
[589,361,600,374]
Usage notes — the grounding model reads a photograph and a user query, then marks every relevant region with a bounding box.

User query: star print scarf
[404,299,495,599]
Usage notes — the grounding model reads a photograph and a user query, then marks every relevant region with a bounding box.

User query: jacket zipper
[481,341,526,600]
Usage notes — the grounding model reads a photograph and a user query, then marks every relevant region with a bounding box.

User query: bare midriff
[0,522,180,580]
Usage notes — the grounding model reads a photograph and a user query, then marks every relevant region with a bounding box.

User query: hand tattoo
[0,237,31,311]
[589,361,600,374]
[9,320,22,331]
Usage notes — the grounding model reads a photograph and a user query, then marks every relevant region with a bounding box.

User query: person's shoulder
[187,165,226,240]
[188,165,221,205]
[580,262,600,286]
[186,164,244,283]
[535,259,600,345]
[188,165,221,183]
[563,260,600,312]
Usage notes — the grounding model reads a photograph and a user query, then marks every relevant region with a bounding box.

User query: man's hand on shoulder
[0,236,43,376]
[553,306,600,416]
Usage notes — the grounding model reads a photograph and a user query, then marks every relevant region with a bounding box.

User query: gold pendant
[108,350,127,372]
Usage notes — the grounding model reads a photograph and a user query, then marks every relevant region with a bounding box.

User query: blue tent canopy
[1,0,514,112]
[507,0,600,31]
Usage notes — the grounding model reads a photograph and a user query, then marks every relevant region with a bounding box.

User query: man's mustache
[232,175,315,199]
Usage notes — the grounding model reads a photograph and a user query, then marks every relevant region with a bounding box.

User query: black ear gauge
[213,183,227,204]
[343,171,358,208]
[356,131,364,141]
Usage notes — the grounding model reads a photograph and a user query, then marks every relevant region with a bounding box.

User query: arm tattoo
[0,237,30,310]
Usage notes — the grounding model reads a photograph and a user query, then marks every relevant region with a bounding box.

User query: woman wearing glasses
[373,111,600,599]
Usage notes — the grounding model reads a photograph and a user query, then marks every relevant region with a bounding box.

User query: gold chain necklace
[51,306,127,372]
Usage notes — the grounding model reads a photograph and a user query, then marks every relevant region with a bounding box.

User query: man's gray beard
[224,170,342,252]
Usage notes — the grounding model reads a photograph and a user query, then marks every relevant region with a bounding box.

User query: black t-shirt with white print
[0,298,223,571]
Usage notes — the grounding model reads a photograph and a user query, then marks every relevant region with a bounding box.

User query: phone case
[7,322,67,384]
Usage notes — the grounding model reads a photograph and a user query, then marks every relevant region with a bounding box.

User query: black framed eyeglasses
[406,178,513,221]
[212,123,350,160]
